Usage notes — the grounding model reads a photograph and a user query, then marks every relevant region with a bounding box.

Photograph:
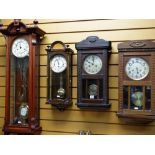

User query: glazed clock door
[123,56,151,111]
[10,42,29,125]
[50,54,67,99]
[81,54,104,100]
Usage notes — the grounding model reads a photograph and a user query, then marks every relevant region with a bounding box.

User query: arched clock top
[118,40,155,52]
[75,36,111,50]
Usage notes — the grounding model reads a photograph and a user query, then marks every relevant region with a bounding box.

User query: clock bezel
[125,57,150,81]
[50,54,67,73]
[11,37,29,58]
[83,54,103,75]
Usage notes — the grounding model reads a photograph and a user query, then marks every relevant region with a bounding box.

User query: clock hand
[92,56,94,64]
[86,60,94,65]
[56,59,60,67]
[136,67,139,74]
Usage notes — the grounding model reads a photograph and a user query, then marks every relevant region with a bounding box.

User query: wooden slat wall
[1,19,155,135]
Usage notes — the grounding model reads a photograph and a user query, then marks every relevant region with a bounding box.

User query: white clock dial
[83,55,102,74]
[125,57,149,80]
[12,38,29,58]
[50,55,67,73]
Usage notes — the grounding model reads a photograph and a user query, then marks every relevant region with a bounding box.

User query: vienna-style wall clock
[117,40,155,123]
[0,19,46,134]
[46,41,73,111]
[75,36,111,109]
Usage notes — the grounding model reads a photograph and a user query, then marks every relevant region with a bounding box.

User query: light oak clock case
[0,20,46,134]
[117,40,155,123]
[46,41,73,111]
[75,36,111,109]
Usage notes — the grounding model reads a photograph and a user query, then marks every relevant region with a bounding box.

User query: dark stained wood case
[46,41,73,111]
[75,36,111,109]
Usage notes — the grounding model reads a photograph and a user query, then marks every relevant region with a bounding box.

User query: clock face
[83,55,102,74]
[12,38,29,58]
[125,57,149,80]
[50,55,67,73]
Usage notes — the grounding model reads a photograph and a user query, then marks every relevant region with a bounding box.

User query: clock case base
[47,99,72,111]
[3,125,42,135]
[117,112,155,124]
[77,102,111,109]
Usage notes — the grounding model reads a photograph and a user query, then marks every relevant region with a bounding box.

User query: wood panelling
[0,118,4,128]
[0,66,5,76]
[41,99,118,112]
[1,19,155,135]
[3,19,155,32]
[40,29,155,44]
[40,120,155,135]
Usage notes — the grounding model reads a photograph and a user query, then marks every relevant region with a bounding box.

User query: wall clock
[117,40,155,123]
[0,19,46,134]
[46,41,73,111]
[75,36,111,109]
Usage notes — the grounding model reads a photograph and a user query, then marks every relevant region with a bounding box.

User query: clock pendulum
[57,73,65,99]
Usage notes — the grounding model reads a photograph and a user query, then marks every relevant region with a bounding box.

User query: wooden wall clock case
[117,40,155,123]
[75,36,111,109]
[0,20,46,134]
[46,41,73,111]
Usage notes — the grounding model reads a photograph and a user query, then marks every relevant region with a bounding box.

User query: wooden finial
[33,19,38,27]
[14,19,21,26]
[66,44,69,48]
[47,45,51,50]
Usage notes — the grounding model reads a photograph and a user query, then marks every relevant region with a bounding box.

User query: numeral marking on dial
[125,57,149,80]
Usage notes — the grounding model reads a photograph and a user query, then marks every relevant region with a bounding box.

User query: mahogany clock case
[117,40,155,123]
[46,41,73,111]
[75,36,111,109]
[0,20,46,134]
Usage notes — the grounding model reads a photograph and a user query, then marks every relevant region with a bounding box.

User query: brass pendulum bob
[131,91,143,108]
